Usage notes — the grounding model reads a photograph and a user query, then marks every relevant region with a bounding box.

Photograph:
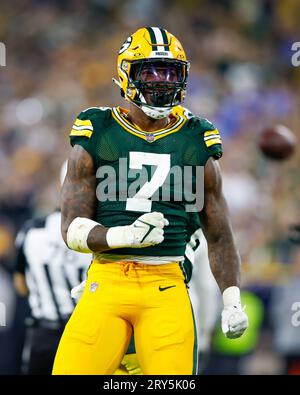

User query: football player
[52,27,248,375]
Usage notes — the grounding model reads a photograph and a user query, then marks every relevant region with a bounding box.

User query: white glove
[221,286,249,339]
[71,280,86,300]
[106,212,169,249]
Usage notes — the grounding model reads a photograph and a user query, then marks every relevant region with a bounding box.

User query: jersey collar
[111,106,187,143]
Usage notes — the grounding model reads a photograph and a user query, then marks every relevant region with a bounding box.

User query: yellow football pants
[52,261,197,375]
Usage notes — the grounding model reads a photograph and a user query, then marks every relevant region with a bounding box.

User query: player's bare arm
[61,145,108,251]
[200,158,248,338]
[199,158,240,293]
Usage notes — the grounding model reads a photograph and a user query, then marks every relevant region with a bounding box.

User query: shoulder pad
[79,106,111,120]
[191,117,220,136]
[71,107,111,139]
[172,105,194,119]
[192,117,223,160]
[197,117,216,130]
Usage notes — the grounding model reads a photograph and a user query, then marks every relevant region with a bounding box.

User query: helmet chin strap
[129,99,172,119]
[112,77,122,88]
[135,88,173,119]
[140,104,173,119]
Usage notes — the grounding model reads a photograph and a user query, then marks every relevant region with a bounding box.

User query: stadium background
[0,0,299,374]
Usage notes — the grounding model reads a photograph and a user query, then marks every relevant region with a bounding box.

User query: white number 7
[126,152,170,212]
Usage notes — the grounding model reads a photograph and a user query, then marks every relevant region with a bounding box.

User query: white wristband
[222,286,241,307]
[67,217,100,253]
[106,226,134,248]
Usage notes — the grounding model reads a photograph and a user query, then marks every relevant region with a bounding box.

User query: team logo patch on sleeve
[70,118,94,138]
[204,129,222,147]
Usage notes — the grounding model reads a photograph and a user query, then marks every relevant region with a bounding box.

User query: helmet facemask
[128,59,189,119]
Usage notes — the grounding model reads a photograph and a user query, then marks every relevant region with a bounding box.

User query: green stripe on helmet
[159,28,169,51]
[146,27,158,51]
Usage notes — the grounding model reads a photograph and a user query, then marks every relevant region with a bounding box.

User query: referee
[13,165,91,374]
[14,210,91,374]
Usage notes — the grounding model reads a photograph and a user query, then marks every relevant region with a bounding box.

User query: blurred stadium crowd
[0,0,300,375]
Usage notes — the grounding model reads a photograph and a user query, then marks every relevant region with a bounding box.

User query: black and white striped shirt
[14,211,91,322]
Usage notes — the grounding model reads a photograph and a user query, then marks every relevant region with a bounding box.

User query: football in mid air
[258,125,296,160]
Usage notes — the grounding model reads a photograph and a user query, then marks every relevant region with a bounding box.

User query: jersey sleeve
[69,106,112,161]
[199,118,223,164]
[180,109,223,165]
[69,108,100,158]
[203,120,223,159]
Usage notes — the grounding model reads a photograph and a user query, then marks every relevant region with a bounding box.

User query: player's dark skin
[61,102,241,293]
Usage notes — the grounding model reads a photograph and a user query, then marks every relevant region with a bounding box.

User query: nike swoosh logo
[159,285,176,292]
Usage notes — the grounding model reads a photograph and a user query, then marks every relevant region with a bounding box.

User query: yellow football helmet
[113,27,190,119]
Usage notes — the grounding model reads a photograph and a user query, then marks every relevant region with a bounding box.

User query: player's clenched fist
[221,286,249,339]
[106,212,169,248]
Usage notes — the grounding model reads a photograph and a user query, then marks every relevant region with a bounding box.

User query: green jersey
[69,105,222,258]
[182,212,202,283]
